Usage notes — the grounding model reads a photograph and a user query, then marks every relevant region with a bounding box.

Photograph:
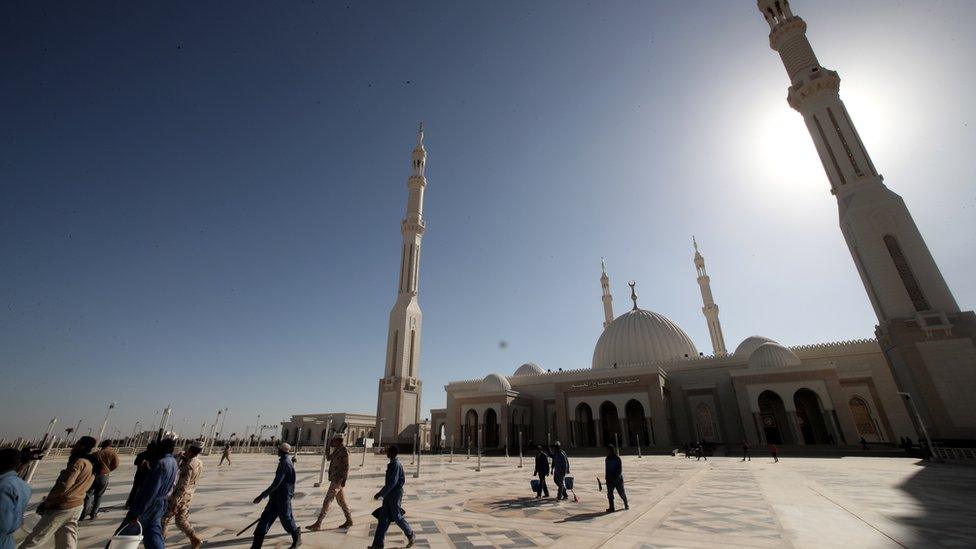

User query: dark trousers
[554,474,568,500]
[371,513,413,548]
[535,474,549,497]
[83,474,109,517]
[251,499,299,548]
[606,480,627,509]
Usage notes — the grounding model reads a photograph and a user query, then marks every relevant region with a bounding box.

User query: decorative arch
[757,390,791,444]
[794,388,831,444]
[625,400,649,446]
[600,401,622,447]
[463,409,479,448]
[849,396,880,442]
[484,408,499,448]
[574,403,596,447]
[695,403,716,441]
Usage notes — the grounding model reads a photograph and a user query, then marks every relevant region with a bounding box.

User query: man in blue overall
[368,446,414,548]
[124,437,178,549]
[251,443,300,548]
[550,442,570,501]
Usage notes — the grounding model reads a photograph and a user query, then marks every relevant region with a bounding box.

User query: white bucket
[106,521,143,549]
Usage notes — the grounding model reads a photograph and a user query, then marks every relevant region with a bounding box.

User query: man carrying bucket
[550,442,570,501]
[123,438,178,549]
[532,445,550,498]
[250,443,300,549]
[161,440,204,549]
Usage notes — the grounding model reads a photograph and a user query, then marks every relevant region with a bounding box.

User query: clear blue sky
[2,1,974,441]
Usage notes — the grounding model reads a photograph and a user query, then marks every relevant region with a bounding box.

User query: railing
[934,447,976,463]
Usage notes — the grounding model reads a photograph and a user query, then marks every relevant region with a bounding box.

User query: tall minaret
[758,0,976,441]
[600,258,614,329]
[693,237,727,356]
[375,124,427,445]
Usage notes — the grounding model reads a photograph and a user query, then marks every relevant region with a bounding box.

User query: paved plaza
[15,452,976,548]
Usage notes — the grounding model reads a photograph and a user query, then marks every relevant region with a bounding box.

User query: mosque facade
[432,0,976,451]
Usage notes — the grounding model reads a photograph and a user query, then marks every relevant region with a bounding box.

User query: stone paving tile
[11,454,976,548]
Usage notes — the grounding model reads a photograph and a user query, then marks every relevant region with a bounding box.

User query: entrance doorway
[758,390,789,444]
[794,389,831,444]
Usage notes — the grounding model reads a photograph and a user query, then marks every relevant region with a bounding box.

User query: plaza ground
[14,452,976,548]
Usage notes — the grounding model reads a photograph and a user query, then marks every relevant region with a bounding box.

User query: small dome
[734,335,777,357]
[479,373,512,393]
[513,363,544,377]
[748,342,801,370]
[592,308,698,369]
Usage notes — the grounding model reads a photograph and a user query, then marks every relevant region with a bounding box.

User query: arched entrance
[625,400,649,447]
[484,408,499,448]
[575,403,596,447]
[758,390,789,444]
[600,401,622,447]
[849,397,880,442]
[463,409,478,450]
[695,403,716,442]
[794,389,830,444]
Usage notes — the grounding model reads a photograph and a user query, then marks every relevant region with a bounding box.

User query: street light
[518,430,523,468]
[316,417,333,487]
[414,419,428,478]
[898,392,938,461]
[476,425,482,472]
[376,418,386,455]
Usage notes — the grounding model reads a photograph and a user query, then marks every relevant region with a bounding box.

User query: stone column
[646,417,656,445]
[595,420,603,448]
[787,412,804,445]
[831,410,848,445]
[753,413,766,444]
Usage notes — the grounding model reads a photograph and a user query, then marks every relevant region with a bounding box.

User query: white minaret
[375,124,427,445]
[600,258,614,329]
[758,0,976,441]
[693,237,727,356]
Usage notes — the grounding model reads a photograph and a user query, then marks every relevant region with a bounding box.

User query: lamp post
[376,418,385,455]
[26,417,58,484]
[518,430,523,468]
[206,409,221,454]
[476,425,482,473]
[414,419,428,478]
[899,392,938,461]
[636,433,642,458]
[449,434,454,463]
[316,417,333,488]
[70,419,82,445]
[217,408,228,444]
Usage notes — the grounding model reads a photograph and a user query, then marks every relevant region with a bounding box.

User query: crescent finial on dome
[629,280,638,310]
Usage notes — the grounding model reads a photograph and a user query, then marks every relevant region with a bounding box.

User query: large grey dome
[748,342,801,370]
[592,308,698,369]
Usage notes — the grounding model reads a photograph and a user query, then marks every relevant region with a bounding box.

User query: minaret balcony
[787,70,840,111]
[401,219,426,235]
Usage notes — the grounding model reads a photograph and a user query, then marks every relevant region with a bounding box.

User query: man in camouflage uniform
[161,440,204,549]
[306,434,352,531]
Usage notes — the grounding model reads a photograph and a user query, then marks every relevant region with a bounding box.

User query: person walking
[123,438,178,549]
[695,441,707,461]
[161,441,204,549]
[604,445,628,512]
[125,441,156,509]
[82,440,119,520]
[550,442,570,501]
[768,443,779,463]
[1,449,31,549]
[368,446,414,549]
[219,443,232,467]
[860,437,870,451]
[251,443,300,549]
[532,445,550,498]
[18,436,97,549]
[307,434,353,531]
[741,440,751,462]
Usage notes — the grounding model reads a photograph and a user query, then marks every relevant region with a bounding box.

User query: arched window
[849,397,878,437]
[696,404,715,440]
[884,235,930,311]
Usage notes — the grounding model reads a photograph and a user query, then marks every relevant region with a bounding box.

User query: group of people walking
[532,442,628,513]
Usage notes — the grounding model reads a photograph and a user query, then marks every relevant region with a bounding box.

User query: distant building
[435,1,976,449]
[280,413,375,447]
